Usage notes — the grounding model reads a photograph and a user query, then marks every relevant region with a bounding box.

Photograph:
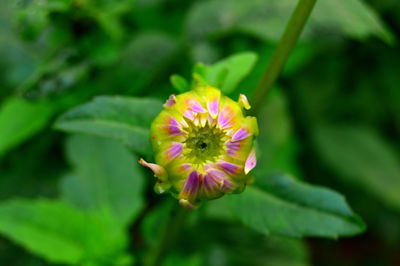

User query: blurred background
[0,0,399,265]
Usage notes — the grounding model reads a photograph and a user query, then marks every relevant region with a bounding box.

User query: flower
[139,86,258,209]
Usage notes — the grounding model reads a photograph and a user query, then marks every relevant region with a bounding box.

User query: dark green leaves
[107,32,179,94]
[61,135,145,228]
[0,97,53,158]
[187,0,393,44]
[229,174,365,238]
[0,135,144,265]
[311,0,394,44]
[54,96,163,156]
[313,125,400,211]
[0,199,131,265]
[228,93,365,238]
[180,220,310,266]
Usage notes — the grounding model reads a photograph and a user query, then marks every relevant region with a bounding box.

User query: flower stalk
[250,0,318,114]
[144,205,189,266]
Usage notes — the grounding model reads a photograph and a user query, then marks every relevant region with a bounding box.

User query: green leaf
[61,135,145,228]
[186,220,310,266]
[0,97,53,158]
[313,125,400,211]
[15,0,71,40]
[163,253,203,266]
[311,0,394,44]
[103,32,179,94]
[141,199,174,247]
[228,173,365,238]
[186,0,394,44]
[54,96,163,156]
[0,199,130,265]
[255,90,301,177]
[204,52,258,94]
[0,9,37,92]
[170,74,189,93]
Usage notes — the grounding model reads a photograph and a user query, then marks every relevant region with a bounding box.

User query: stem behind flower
[144,205,189,266]
[250,0,318,115]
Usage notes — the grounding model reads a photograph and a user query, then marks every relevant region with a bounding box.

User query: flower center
[184,125,225,164]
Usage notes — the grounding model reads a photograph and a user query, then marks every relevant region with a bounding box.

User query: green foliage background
[0,0,399,265]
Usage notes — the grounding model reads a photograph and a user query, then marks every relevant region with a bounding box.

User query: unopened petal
[139,158,168,180]
[238,94,251,110]
[245,148,257,174]
[164,94,177,107]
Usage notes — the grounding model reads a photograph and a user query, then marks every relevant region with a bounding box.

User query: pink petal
[162,117,184,137]
[183,110,195,120]
[232,128,250,141]
[202,174,220,197]
[220,178,235,193]
[226,140,241,157]
[217,160,242,175]
[169,116,180,127]
[180,163,192,171]
[202,168,231,197]
[164,94,176,107]
[167,126,182,136]
[207,98,219,118]
[238,94,251,110]
[180,171,200,206]
[166,142,183,162]
[138,158,167,180]
[187,98,206,113]
[207,168,228,181]
[245,148,257,174]
[217,106,235,129]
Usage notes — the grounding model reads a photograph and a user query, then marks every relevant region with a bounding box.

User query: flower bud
[140,86,258,209]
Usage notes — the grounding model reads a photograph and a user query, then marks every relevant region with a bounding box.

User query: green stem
[250,0,317,114]
[144,205,189,266]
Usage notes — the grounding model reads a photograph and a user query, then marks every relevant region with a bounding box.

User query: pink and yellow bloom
[139,86,258,209]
